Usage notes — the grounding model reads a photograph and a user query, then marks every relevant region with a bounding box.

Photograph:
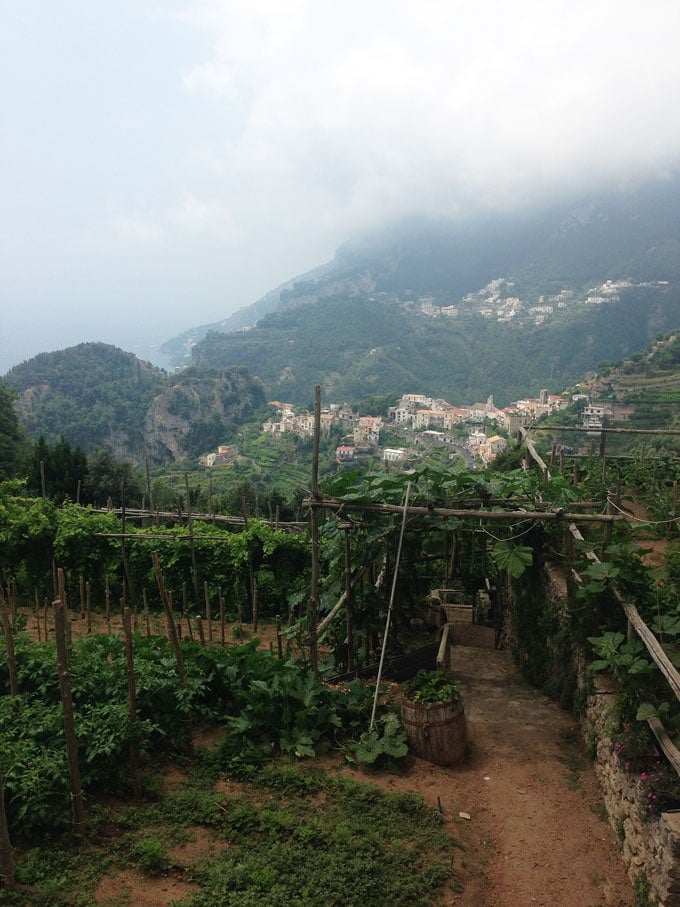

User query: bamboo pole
[53,599,85,835]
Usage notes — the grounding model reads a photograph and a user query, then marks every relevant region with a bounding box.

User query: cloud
[4,0,680,373]
[172,0,680,229]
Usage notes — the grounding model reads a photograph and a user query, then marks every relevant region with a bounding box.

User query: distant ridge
[173,176,680,404]
[3,342,265,464]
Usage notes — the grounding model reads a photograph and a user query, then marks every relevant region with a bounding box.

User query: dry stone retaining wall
[538,564,680,905]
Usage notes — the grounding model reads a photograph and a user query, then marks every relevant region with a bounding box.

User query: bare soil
[89,635,632,906]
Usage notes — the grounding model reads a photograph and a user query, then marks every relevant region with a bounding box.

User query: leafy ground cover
[2,742,462,906]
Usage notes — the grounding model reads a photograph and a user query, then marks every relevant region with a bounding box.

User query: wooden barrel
[400,697,467,766]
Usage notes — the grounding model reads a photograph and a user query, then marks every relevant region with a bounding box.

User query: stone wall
[538,564,680,904]
[584,675,680,905]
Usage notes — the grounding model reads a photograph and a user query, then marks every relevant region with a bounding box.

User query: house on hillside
[382,448,406,462]
[336,444,356,462]
[353,417,382,446]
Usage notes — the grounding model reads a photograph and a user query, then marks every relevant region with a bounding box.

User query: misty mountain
[168,176,680,404]
[3,343,265,464]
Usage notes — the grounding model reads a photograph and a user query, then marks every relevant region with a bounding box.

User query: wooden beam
[305,497,626,523]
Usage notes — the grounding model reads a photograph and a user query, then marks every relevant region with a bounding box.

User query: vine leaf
[490,541,533,579]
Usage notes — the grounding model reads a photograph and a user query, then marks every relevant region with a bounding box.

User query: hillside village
[411,277,672,326]
[200,388,588,470]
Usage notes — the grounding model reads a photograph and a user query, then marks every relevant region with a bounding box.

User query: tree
[0,384,28,480]
[82,449,144,507]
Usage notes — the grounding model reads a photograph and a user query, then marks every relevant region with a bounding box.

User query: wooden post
[182,582,194,641]
[276,614,283,659]
[86,581,92,635]
[145,456,153,512]
[105,575,111,634]
[308,385,321,676]
[53,599,85,835]
[0,601,19,696]
[143,588,151,637]
[196,616,206,647]
[250,565,259,632]
[0,764,15,891]
[602,487,618,555]
[152,552,193,754]
[43,597,49,640]
[344,525,355,673]
[122,608,140,797]
[219,590,225,646]
[184,472,200,606]
[57,568,68,612]
[119,484,136,611]
[204,581,213,643]
[34,587,42,642]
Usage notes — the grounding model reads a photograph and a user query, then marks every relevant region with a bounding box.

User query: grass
[3,749,462,907]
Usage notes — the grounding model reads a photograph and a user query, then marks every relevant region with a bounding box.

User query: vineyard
[1,416,680,903]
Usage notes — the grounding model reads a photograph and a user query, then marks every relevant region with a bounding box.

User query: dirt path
[391,645,634,905]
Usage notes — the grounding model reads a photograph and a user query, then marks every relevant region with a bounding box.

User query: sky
[3,0,680,375]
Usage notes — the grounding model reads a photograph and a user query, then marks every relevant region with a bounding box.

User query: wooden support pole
[308,385,322,677]
[86,581,91,635]
[196,616,206,648]
[122,607,140,797]
[182,582,194,641]
[34,587,42,642]
[105,575,111,634]
[0,765,15,891]
[53,599,85,835]
[152,552,193,755]
[219,589,225,646]
[204,581,213,643]
[143,589,151,637]
[344,526,355,674]
[0,601,18,696]
[120,483,136,610]
[276,614,283,659]
[184,472,200,606]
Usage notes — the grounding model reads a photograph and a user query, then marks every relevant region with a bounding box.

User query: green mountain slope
[183,177,680,404]
[3,343,266,464]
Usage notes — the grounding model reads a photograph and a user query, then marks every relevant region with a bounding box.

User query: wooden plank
[620,599,680,702]
[647,716,680,776]
[519,427,551,479]
[436,622,451,672]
